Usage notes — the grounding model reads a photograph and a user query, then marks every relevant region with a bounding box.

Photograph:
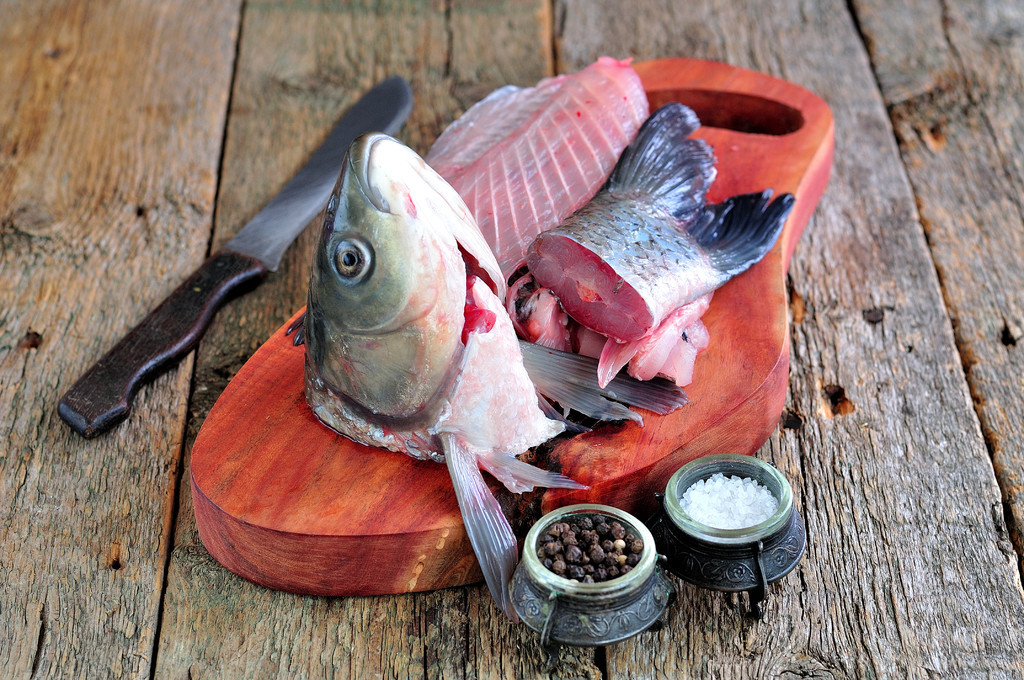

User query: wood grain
[853,0,1024,571]
[559,0,1024,677]
[5,0,1024,677]
[0,0,240,677]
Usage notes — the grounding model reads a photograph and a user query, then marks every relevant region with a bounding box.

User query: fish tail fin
[440,432,520,622]
[478,450,588,495]
[519,340,689,422]
[690,190,795,277]
[606,102,717,223]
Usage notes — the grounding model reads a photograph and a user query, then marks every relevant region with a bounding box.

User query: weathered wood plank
[556,0,1024,677]
[853,0,1024,570]
[153,2,603,678]
[0,0,240,677]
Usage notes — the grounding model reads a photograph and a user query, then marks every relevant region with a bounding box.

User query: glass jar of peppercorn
[510,504,675,651]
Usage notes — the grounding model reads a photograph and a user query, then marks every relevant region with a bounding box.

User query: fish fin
[606,102,716,223]
[598,337,640,389]
[478,451,588,495]
[285,312,306,346]
[520,340,688,421]
[690,190,795,277]
[440,432,520,622]
[535,394,591,435]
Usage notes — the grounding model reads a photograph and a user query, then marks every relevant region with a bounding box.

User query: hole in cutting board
[647,89,804,136]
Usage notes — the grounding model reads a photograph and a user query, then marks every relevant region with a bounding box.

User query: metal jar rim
[519,503,658,602]
[662,454,794,546]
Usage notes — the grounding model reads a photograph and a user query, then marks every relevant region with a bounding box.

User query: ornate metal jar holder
[647,454,806,617]
[511,504,675,655]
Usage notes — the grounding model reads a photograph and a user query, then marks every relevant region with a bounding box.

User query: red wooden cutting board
[191,58,834,596]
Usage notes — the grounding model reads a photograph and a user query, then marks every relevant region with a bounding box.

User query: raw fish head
[305,133,473,422]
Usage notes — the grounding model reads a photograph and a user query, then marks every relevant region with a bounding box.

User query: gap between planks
[148,2,249,677]
[843,0,1024,589]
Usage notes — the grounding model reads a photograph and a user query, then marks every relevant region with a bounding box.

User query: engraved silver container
[511,503,675,651]
[647,454,806,617]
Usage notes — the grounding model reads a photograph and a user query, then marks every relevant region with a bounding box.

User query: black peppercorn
[538,514,644,584]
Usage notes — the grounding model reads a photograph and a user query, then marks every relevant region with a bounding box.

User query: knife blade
[58,76,414,438]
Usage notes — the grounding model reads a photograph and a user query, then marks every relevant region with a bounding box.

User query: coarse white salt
[680,473,778,530]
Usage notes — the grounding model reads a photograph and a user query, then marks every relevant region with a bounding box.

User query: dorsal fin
[606,102,717,226]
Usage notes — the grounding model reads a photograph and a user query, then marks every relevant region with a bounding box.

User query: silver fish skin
[526,103,796,344]
[303,132,580,620]
[305,147,463,442]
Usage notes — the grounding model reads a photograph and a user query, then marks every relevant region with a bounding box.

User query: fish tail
[690,190,796,277]
[606,102,717,223]
[519,340,688,421]
[440,432,520,622]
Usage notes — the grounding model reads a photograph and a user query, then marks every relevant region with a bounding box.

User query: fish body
[426,57,649,277]
[527,103,795,346]
[304,133,578,619]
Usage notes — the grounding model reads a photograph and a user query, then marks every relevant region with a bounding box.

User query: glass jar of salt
[647,453,806,617]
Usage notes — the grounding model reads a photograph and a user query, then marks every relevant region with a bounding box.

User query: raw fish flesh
[595,293,712,387]
[426,57,649,278]
[508,270,712,389]
[506,270,571,351]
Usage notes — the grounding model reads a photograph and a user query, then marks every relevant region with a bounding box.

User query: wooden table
[3,1,1023,677]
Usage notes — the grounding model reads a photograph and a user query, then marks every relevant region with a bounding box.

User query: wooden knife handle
[58,250,268,438]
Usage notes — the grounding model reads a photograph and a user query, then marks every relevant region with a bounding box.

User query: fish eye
[333,237,373,283]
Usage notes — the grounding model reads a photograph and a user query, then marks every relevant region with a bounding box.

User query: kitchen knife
[58,76,414,438]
